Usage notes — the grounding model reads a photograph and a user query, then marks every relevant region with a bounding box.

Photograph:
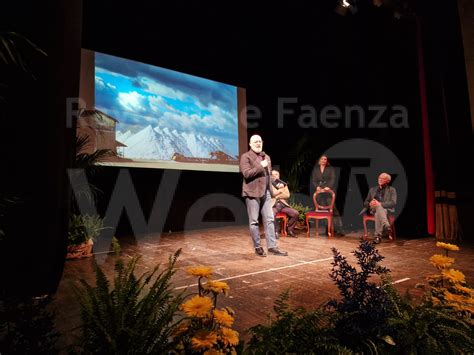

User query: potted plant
[288,201,311,230]
[66,115,115,259]
[66,214,105,259]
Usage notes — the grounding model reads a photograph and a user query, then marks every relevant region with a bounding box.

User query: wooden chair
[362,214,396,241]
[275,212,288,237]
[305,189,335,238]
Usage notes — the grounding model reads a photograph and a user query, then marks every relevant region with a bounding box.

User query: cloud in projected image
[94,52,239,159]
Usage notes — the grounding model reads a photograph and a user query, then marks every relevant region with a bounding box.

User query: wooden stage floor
[54,226,474,348]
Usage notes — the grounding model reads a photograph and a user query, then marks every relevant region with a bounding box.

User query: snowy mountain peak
[119,126,235,161]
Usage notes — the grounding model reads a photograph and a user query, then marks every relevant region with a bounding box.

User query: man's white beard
[252,147,262,153]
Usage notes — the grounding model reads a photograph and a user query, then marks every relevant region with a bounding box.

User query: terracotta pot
[66,239,93,259]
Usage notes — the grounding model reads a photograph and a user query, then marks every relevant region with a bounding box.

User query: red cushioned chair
[275,212,288,237]
[305,189,335,238]
[362,214,396,241]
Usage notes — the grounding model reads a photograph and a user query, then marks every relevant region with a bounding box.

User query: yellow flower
[219,327,239,346]
[443,290,474,313]
[203,280,230,295]
[429,254,455,269]
[436,242,460,251]
[187,266,213,278]
[181,295,213,318]
[441,269,466,284]
[444,290,467,303]
[431,296,441,306]
[204,350,224,355]
[454,284,474,295]
[213,308,234,327]
[191,330,218,350]
[172,320,190,337]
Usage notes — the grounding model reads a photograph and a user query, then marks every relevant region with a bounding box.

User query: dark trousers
[273,202,299,233]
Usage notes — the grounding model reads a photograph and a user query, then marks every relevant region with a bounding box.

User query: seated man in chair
[360,172,397,244]
[271,170,299,238]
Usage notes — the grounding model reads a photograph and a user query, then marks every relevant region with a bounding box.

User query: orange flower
[172,320,190,337]
[191,330,218,350]
[219,327,239,346]
[431,296,441,306]
[444,290,467,303]
[181,295,213,318]
[203,280,230,295]
[187,266,213,278]
[454,284,474,295]
[436,242,460,252]
[429,254,455,269]
[441,269,466,284]
[213,308,234,327]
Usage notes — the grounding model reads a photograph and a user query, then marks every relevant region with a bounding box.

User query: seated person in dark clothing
[311,155,335,197]
[271,170,299,238]
[360,172,397,244]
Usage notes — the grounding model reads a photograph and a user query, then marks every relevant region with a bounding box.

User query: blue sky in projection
[94,52,239,156]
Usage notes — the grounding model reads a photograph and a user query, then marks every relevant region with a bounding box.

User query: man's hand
[316,186,321,192]
[369,199,380,208]
[323,187,330,191]
[260,160,268,168]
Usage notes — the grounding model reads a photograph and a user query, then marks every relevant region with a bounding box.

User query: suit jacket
[311,165,336,190]
[360,185,397,215]
[240,149,272,198]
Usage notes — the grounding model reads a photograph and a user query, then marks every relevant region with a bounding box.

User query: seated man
[271,170,299,238]
[360,172,397,244]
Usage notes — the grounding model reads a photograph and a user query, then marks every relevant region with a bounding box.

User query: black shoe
[374,237,381,244]
[255,246,267,257]
[287,231,298,238]
[268,247,288,256]
[382,225,392,239]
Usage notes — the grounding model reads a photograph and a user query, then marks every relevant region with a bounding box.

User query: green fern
[76,249,185,354]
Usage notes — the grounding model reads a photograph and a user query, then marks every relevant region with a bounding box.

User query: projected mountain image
[116,126,236,161]
[88,51,240,170]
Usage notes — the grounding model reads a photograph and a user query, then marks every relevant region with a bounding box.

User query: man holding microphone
[240,135,288,257]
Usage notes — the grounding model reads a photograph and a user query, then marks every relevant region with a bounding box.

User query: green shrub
[247,241,474,354]
[288,201,311,223]
[327,241,397,352]
[246,290,351,354]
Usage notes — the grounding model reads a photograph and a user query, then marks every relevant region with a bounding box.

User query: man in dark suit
[361,172,397,244]
[240,135,288,257]
[271,170,299,238]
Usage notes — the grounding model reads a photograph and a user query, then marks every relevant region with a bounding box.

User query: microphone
[258,151,270,173]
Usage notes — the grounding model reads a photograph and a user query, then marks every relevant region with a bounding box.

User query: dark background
[0,0,472,295]
[80,0,424,236]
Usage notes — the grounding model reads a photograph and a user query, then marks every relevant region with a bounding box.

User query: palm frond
[0,32,47,66]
